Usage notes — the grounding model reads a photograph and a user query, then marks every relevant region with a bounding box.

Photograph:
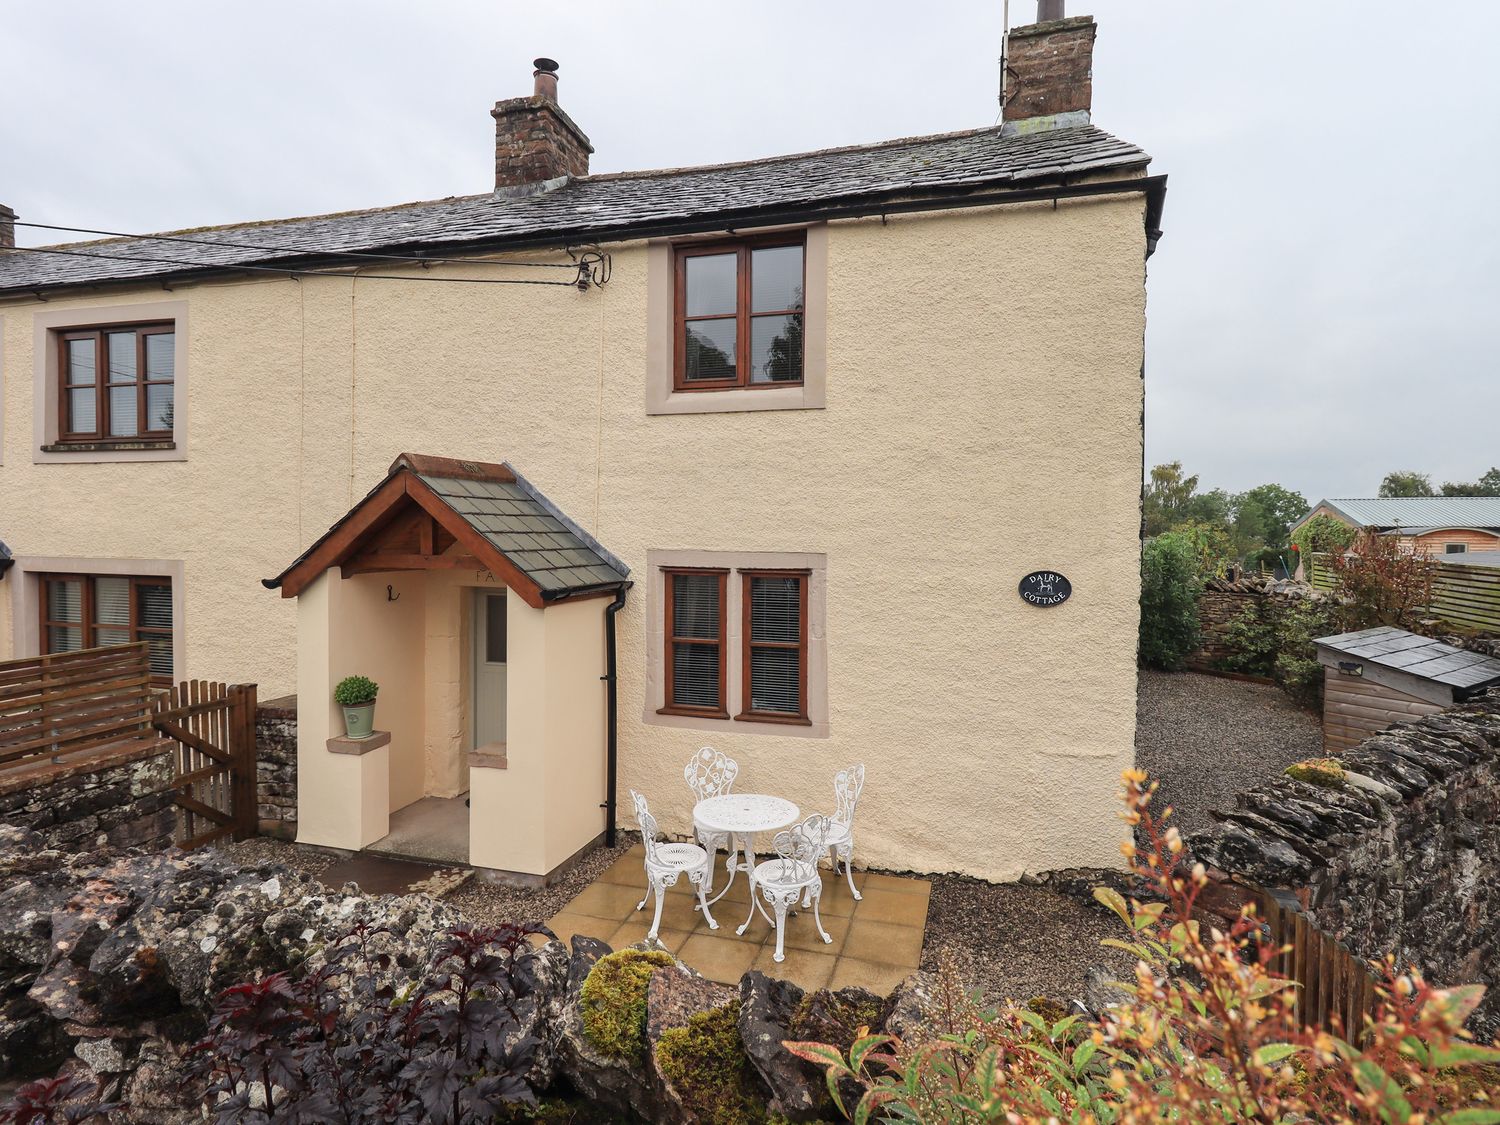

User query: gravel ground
[919,875,1133,1008]
[1134,669,1321,838]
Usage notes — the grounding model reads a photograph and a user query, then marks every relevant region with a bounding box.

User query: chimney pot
[1037,0,1065,20]
[1002,12,1096,135]
[491,58,593,193]
[0,203,14,250]
[533,57,559,101]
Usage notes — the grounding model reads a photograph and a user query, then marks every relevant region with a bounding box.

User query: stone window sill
[41,440,176,454]
[468,742,507,769]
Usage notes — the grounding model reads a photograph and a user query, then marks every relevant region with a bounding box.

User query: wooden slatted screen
[1261,890,1378,1041]
[1307,553,1500,631]
[0,643,155,770]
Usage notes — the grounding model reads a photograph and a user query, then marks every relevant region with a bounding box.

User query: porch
[265,453,630,883]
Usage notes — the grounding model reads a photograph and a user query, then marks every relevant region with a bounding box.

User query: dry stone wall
[0,745,174,854]
[255,695,297,838]
[1189,576,1310,671]
[1191,688,1500,1037]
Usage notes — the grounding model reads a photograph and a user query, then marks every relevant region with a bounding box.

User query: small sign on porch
[1018,571,1071,607]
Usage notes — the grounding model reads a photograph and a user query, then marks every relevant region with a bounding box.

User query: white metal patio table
[693,793,799,907]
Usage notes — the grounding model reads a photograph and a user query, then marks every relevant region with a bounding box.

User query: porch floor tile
[548,850,930,994]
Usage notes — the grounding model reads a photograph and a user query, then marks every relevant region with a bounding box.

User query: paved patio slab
[548,844,930,992]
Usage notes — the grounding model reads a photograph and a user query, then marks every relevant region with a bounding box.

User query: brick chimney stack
[490,58,593,194]
[1002,5,1097,136]
[0,203,15,249]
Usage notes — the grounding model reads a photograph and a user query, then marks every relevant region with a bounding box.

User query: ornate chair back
[684,746,739,802]
[631,789,664,866]
[770,813,830,884]
[832,764,866,828]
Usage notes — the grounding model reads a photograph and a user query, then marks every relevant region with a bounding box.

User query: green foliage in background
[1139,532,1203,670]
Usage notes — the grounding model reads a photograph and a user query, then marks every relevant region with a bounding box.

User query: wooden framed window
[39,573,174,682]
[673,236,805,391]
[737,570,810,724]
[660,568,728,718]
[56,322,175,443]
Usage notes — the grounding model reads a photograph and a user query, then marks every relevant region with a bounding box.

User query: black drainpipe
[600,585,629,847]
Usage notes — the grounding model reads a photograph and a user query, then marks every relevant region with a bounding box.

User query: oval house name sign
[1018,571,1072,608]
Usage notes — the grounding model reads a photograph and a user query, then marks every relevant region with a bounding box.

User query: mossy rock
[1284,758,1346,789]
[580,948,676,1064]
[655,1000,768,1125]
[786,987,888,1053]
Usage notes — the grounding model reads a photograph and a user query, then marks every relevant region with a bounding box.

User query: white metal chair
[631,789,717,941]
[821,763,865,900]
[684,747,739,891]
[737,813,833,962]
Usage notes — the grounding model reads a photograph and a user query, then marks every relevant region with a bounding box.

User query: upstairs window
[674,237,804,391]
[661,568,728,718]
[39,573,174,681]
[57,323,175,443]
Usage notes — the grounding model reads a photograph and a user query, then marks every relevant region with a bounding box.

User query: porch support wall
[470,591,606,877]
[294,569,426,850]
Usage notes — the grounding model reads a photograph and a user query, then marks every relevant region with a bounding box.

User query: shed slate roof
[1315,626,1500,695]
[1298,497,1500,532]
[0,124,1150,295]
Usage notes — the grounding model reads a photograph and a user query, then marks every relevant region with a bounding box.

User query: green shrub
[333,674,379,706]
[1217,601,1279,678]
[1291,513,1356,557]
[1272,598,1340,706]
[579,949,675,1063]
[654,1001,767,1125]
[1139,532,1203,670]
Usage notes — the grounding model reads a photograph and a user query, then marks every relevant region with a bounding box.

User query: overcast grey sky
[5,1,1498,505]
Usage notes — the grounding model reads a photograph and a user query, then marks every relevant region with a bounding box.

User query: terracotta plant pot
[342,702,376,739]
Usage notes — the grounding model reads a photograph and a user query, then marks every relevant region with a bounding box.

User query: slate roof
[265,453,628,602]
[1298,497,1500,532]
[415,465,628,596]
[0,124,1150,295]
[1315,626,1500,695]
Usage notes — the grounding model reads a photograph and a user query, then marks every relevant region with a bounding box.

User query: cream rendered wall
[469,589,607,876]
[0,193,1148,880]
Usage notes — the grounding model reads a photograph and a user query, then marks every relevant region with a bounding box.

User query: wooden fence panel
[1306,554,1500,632]
[1261,891,1377,1040]
[0,644,154,770]
[152,680,257,848]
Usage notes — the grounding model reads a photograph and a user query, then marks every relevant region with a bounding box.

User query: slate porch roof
[265,453,628,606]
[1315,626,1500,697]
[0,124,1152,295]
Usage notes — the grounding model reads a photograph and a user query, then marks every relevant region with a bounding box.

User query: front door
[471,591,507,748]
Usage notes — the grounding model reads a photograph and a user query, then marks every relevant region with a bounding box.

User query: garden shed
[1314,626,1500,753]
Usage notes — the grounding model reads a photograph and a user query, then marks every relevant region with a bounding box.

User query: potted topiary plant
[334,674,379,738]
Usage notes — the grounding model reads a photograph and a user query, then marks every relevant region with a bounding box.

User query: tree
[1377,470,1434,498]
[1144,462,1232,539]
[1440,466,1500,496]
[1327,531,1435,631]
[1291,513,1357,556]
[1139,532,1202,670]
[1232,483,1308,552]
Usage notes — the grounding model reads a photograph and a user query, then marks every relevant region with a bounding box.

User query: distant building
[1293,498,1500,556]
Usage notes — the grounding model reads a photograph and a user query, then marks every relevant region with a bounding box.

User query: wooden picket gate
[1260,890,1378,1039]
[152,680,259,849]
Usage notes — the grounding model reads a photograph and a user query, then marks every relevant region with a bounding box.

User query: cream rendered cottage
[0,8,1165,883]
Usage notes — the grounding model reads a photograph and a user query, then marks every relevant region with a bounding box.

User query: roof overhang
[264,453,627,608]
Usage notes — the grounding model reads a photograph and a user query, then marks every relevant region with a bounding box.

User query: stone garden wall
[1191,688,1500,1037]
[255,695,297,838]
[0,744,174,855]
[1188,575,1309,671]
